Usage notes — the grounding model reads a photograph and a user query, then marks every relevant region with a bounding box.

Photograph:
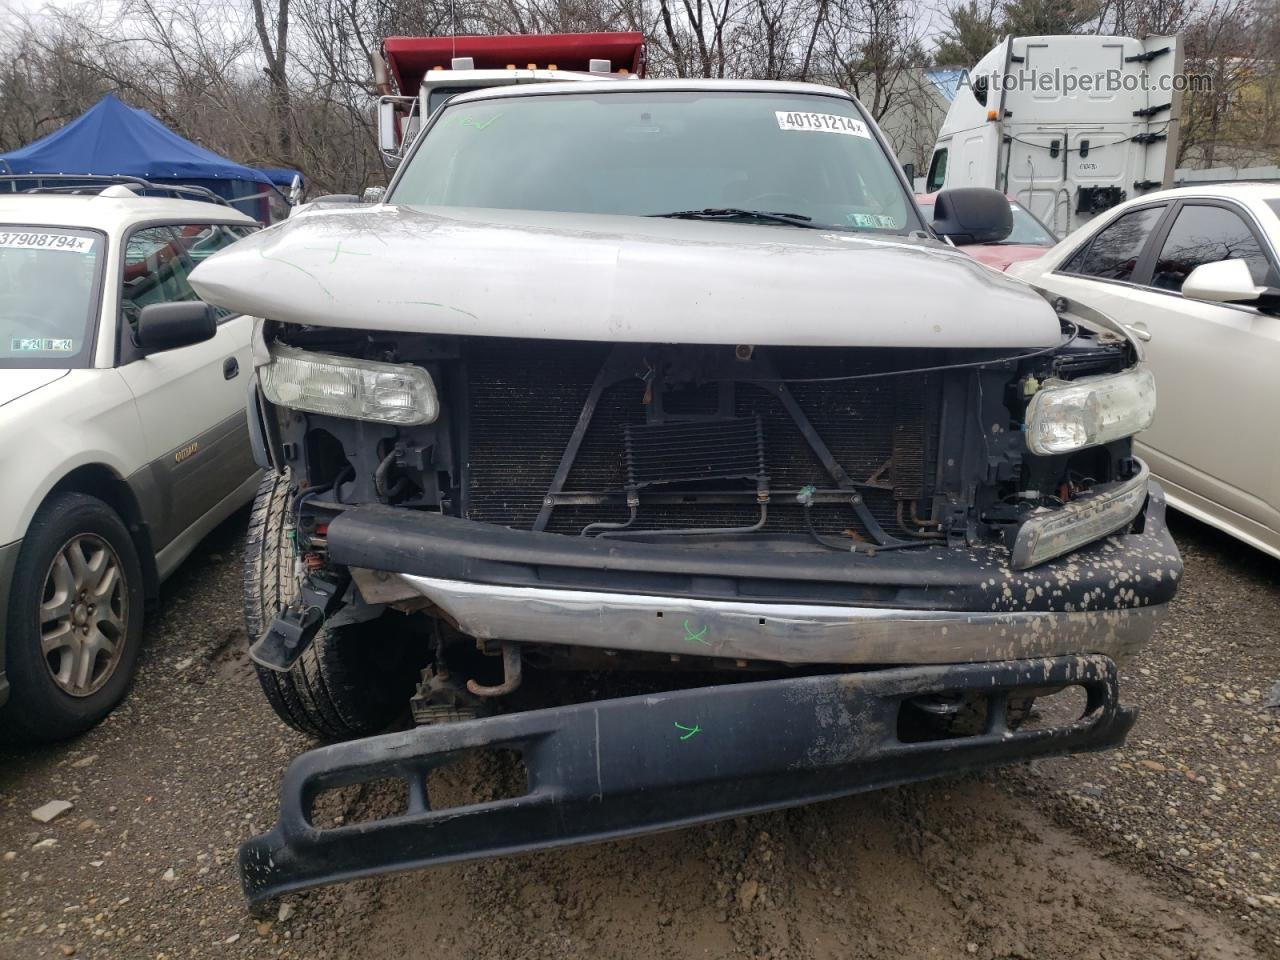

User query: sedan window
[122,223,253,327]
[1150,204,1277,292]
[1061,206,1164,282]
[121,226,200,328]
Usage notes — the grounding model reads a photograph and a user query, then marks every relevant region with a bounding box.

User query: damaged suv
[190,80,1181,907]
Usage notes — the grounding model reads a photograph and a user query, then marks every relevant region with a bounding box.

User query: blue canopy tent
[0,94,281,220]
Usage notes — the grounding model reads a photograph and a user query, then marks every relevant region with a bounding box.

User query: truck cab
[927,34,1182,236]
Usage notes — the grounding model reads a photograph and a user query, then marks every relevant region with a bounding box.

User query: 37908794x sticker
[0,232,94,253]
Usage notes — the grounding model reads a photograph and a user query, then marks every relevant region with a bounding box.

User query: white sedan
[0,184,261,741]
[1009,183,1280,559]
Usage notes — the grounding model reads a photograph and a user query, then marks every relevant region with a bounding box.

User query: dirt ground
[1,511,1277,960]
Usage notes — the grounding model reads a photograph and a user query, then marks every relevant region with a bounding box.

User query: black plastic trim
[324,490,1180,613]
[241,654,1135,907]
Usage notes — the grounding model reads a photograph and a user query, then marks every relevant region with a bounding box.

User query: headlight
[1011,461,1149,569]
[1024,367,1155,456]
[260,345,438,425]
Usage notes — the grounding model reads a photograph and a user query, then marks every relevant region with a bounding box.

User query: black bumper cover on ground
[240,654,1134,907]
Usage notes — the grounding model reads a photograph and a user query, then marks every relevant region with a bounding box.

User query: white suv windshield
[390,90,922,234]
[0,227,103,368]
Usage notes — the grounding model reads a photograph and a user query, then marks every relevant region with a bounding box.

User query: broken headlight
[260,345,439,425]
[1024,367,1155,456]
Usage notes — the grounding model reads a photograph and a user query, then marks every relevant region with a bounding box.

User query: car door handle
[223,357,240,380]
[1122,321,1152,342]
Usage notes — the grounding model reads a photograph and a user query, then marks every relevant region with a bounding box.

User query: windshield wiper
[647,208,823,229]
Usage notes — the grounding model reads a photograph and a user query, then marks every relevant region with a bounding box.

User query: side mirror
[135,302,216,355]
[902,161,915,183]
[931,187,1012,245]
[377,99,399,153]
[288,174,304,206]
[1183,259,1263,303]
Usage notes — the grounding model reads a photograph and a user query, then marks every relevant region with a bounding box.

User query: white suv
[0,183,261,740]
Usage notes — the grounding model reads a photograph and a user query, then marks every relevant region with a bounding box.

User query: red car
[916,193,1058,271]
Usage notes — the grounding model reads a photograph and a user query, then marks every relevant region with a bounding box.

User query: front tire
[243,471,421,741]
[1,493,146,742]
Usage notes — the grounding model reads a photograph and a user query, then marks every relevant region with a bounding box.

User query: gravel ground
[1011,512,1280,937]
[0,509,1276,959]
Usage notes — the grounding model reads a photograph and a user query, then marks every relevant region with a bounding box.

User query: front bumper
[330,484,1180,667]
[241,653,1135,906]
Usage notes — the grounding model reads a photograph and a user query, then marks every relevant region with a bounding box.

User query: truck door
[1004,131,1072,235]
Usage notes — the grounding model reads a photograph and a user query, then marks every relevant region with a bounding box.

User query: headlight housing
[260,345,439,425]
[1024,367,1156,456]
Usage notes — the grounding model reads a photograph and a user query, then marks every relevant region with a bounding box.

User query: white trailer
[924,34,1183,235]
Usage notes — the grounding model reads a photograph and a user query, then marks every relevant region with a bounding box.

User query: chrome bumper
[335,481,1179,669]
[376,572,1167,666]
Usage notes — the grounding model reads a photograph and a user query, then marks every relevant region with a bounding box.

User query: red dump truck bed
[383,33,646,96]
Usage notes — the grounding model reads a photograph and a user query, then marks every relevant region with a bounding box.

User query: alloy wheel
[38,534,129,697]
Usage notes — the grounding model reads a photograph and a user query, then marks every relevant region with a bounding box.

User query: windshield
[1005,203,1057,245]
[0,227,103,369]
[918,200,1057,246]
[390,90,922,234]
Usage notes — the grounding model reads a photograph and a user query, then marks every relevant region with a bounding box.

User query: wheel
[1,493,146,742]
[243,470,422,741]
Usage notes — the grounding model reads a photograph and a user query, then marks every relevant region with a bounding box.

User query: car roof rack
[0,174,233,207]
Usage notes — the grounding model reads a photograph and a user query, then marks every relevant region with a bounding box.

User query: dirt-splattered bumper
[330,484,1181,668]
[240,653,1134,908]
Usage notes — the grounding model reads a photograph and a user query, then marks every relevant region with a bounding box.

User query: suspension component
[466,641,523,698]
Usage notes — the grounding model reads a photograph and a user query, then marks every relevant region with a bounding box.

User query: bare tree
[815,0,930,121]
[1172,0,1274,166]
[1,0,1273,195]
[249,0,295,164]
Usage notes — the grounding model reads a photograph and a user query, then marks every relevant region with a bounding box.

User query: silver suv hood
[190,205,1060,348]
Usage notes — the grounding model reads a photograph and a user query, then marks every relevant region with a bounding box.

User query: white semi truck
[925,34,1183,235]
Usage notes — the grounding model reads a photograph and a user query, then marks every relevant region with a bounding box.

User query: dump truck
[372,32,646,165]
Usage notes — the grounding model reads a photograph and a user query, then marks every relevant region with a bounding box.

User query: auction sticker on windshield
[775,112,871,138]
[0,231,94,252]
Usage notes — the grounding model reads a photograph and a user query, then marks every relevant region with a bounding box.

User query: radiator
[462,339,943,538]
